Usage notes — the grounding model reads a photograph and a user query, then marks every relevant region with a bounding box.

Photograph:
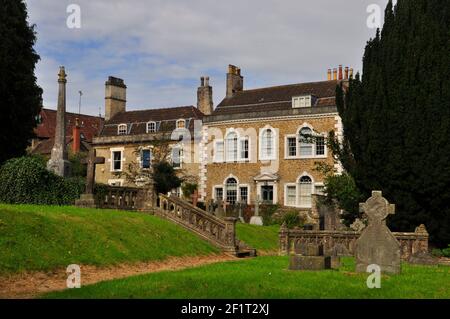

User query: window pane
[226,178,237,204]
[286,186,296,206]
[240,138,249,160]
[262,129,273,159]
[226,133,238,162]
[113,151,122,170]
[287,137,297,157]
[215,141,224,162]
[215,188,223,201]
[240,187,248,203]
[299,128,313,156]
[299,176,312,207]
[141,150,151,169]
[316,136,325,156]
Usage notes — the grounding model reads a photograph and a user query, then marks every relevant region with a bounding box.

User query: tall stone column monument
[47,66,71,177]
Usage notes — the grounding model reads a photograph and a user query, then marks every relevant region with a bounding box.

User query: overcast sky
[25,0,391,116]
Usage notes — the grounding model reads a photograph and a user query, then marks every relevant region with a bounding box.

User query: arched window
[146,121,156,133]
[226,132,238,162]
[226,178,238,204]
[261,129,275,159]
[176,119,186,129]
[298,175,313,207]
[118,124,127,135]
[299,127,313,156]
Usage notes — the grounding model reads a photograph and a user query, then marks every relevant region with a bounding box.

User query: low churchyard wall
[279,223,429,261]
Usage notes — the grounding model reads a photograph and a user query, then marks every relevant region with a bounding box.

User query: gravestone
[47,66,71,177]
[289,243,337,270]
[250,195,263,226]
[237,201,245,223]
[75,149,105,208]
[215,199,225,217]
[355,191,401,274]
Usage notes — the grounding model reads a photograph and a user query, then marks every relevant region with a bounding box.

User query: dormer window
[292,95,312,108]
[146,121,156,133]
[176,119,186,129]
[118,124,127,135]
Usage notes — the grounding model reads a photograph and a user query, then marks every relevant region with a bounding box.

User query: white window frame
[295,125,328,159]
[213,186,224,201]
[284,134,298,159]
[292,95,312,108]
[298,174,314,208]
[225,131,239,162]
[110,148,124,172]
[238,184,250,204]
[239,136,250,161]
[146,121,156,133]
[314,182,326,195]
[213,139,224,163]
[108,179,124,186]
[259,127,277,161]
[284,183,297,207]
[117,124,127,135]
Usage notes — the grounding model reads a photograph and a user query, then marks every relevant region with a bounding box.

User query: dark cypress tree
[335,0,450,246]
[0,0,43,164]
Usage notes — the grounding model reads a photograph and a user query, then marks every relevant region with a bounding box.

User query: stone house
[199,65,351,221]
[92,77,208,190]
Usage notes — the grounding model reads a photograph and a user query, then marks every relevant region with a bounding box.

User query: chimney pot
[349,68,354,79]
[327,69,332,81]
[345,67,349,80]
[338,65,343,80]
[333,68,338,80]
[72,117,81,154]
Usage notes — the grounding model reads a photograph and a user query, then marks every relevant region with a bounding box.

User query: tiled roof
[31,137,91,155]
[212,80,339,117]
[35,108,104,142]
[100,106,204,137]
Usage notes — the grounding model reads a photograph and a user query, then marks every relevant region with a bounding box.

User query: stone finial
[359,191,395,223]
[58,66,67,83]
[415,224,428,234]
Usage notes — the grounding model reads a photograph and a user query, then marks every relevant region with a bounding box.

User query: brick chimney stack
[105,76,126,121]
[197,76,213,115]
[226,65,243,98]
[72,118,81,154]
[338,65,343,80]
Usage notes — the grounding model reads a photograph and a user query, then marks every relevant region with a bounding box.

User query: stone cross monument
[47,66,71,177]
[250,195,263,226]
[75,149,105,208]
[355,191,401,274]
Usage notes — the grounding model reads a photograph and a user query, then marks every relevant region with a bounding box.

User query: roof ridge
[236,80,339,94]
[119,105,196,114]
[42,108,103,119]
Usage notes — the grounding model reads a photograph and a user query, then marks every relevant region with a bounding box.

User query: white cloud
[25,0,391,116]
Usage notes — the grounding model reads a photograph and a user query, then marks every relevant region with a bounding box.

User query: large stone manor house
[92,65,352,214]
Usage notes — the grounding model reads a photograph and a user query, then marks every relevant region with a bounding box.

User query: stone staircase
[155,194,256,258]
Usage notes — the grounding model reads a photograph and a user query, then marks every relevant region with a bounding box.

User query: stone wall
[279,224,429,261]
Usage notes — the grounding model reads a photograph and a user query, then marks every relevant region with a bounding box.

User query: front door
[261,185,274,204]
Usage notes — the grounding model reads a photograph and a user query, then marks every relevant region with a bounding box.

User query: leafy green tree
[152,161,182,195]
[0,1,43,164]
[333,0,450,246]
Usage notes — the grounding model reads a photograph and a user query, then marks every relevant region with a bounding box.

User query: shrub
[259,204,279,225]
[442,245,450,258]
[280,211,305,229]
[0,156,85,205]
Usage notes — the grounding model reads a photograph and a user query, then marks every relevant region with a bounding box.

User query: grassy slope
[0,204,218,275]
[235,223,279,251]
[44,256,450,299]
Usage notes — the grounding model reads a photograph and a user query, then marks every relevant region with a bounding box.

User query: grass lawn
[44,256,450,299]
[235,223,279,252]
[0,204,218,275]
